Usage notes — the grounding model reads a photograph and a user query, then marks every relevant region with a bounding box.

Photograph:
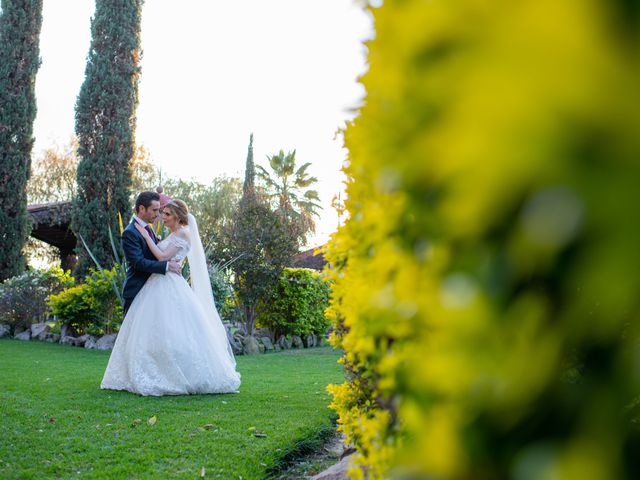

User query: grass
[0,339,343,479]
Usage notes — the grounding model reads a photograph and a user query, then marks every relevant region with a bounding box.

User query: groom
[121,191,181,315]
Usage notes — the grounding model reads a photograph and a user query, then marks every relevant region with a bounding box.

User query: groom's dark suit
[121,219,168,315]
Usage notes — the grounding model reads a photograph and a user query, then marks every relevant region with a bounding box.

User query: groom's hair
[135,191,160,213]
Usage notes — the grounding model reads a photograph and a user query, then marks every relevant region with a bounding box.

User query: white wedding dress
[101,215,241,396]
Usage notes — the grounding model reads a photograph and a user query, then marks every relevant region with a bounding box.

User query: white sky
[32,0,373,247]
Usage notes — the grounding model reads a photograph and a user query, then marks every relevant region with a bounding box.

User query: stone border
[0,322,329,355]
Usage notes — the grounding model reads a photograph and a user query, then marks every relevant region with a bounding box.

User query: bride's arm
[134,223,179,261]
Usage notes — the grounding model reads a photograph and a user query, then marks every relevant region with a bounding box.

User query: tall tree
[243,133,255,195]
[256,149,321,247]
[28,137,78,204]
[224,135,294,335]
[73,0,143,275]
[0,0,43,280]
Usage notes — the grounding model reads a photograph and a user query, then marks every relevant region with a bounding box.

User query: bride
[101,198,241,396]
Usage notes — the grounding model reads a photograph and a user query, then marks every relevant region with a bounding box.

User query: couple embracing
[100,191,241,396]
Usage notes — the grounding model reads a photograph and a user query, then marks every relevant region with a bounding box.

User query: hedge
[325,1,640,478]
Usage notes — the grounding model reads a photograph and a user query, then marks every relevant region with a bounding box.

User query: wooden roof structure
[28,201,76,253]
[292,246,327,271]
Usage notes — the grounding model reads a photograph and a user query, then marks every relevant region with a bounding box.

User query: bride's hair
[164,199,189,225]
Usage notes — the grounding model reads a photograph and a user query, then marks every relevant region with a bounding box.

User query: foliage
[73,0,143,277]
[48,266,124,335]
[326,1,640,478]
[27,137,78,204]
[28,139,160,207]
[47,284,88,332]
[208,263,235,322]
[222,135,296,334]
[0,266,73,332]
[129,144,161,199]
[0,0,43,281]
[160,175,242,263]
[258,268,330,339]
[257,148,321,248]
[77,217,126,309]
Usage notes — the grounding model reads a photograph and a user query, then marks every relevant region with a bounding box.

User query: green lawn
[0,339,343,479]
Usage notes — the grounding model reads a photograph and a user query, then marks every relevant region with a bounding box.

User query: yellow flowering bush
[325,0,640,478]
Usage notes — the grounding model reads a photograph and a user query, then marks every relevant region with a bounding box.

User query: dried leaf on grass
[248,426,266,437]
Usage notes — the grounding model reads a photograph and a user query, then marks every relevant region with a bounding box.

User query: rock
[242,335,261,355]
[76,334,91,347]
[304,334,317,348]
[95,333,118,350]
[226,328,235,345]
[259,336,274,351]
[254,327,271,338]
[277,335,292,350]
[15,330,31,341]
[14,325,26,335]
[45,333,61,343]
[233,332,245,342]
[60,324,70,337]
[0,324,10,338]
[30,322,50,340]
[291,335,304,349]
[231,333,245,355]
[325,433,349,457]
[311,454,354,480]
[60,335,81,346]
[84,335,98,349]
[230,338,243,355]
[233,322,248,336]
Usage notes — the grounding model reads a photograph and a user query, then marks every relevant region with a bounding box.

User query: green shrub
[258,268,330,338]
[48,266,123,335]
[326,0,640,478]
[48,285,88,334]
[0,266,73,333]
[208,264,236,321]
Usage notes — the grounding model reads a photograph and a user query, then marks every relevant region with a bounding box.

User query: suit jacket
[121,220,167,303]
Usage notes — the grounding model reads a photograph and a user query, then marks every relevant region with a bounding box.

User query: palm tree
[256,149,321,245]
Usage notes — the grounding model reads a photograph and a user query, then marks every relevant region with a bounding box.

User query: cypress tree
[73,0,142,275]
[0,0,44,281]
[243,133,255,196]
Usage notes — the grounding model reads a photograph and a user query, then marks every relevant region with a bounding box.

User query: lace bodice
[158,229,190,262]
